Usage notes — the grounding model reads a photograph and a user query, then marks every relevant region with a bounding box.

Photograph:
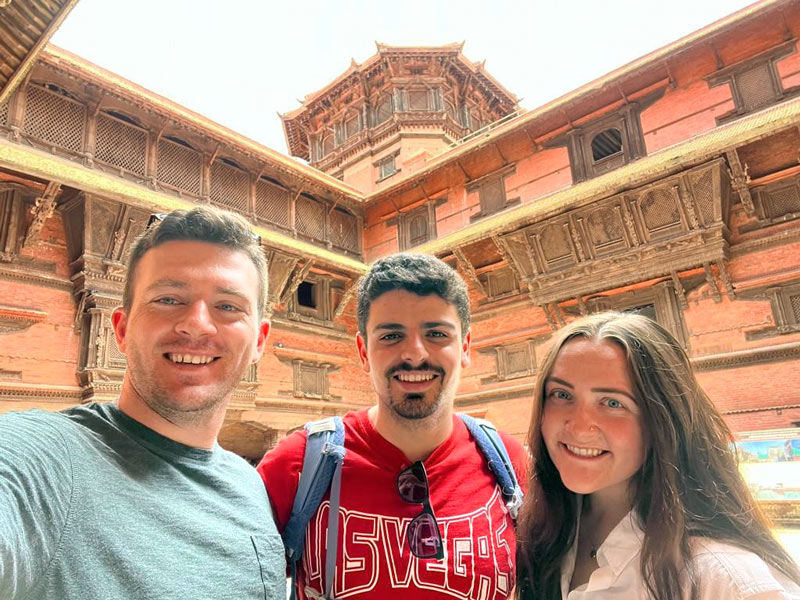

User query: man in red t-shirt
[258,253,527,600]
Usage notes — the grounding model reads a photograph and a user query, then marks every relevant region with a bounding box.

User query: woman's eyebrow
[545,376,573,388]
[592,387,636,401]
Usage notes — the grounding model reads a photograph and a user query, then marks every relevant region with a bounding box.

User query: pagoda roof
[365,0,795,204]
[0,0,80,106]
[281,43,519,160]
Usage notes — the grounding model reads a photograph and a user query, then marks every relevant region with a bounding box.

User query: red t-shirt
[258,409,528,600]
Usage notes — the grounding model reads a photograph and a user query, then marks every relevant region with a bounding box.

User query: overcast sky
[50,0,756,159]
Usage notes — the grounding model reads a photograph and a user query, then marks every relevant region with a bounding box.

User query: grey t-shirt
[0,403,285,599]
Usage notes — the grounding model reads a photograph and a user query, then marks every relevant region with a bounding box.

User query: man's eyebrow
[373,323,405,331]
[145,279,188,292]
[423,320,456,329]
[216,286,251,304]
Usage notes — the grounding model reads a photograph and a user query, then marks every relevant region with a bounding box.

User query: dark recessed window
[105,110,140,126]
[624,303,657,322]
[164,135,194,149]
[377,155,397,180]
[591,128,623,162]
[219,157,243,169]
[297,281,316,308]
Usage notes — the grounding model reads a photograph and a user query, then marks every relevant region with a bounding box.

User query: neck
[368,404,453,463]
[117,378,224,450]
[582,487,634,548]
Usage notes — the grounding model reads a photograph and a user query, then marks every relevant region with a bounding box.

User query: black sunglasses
[146,213,262,245]
[397,461,444,560]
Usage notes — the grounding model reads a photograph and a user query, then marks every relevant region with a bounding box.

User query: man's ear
[252,319,271,363]
[461,330,471,369]
[111,307,128,355]
[356,332,370,373]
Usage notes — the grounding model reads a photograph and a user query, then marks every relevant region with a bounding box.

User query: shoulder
[691,537,800,599]
[0,409,75,461]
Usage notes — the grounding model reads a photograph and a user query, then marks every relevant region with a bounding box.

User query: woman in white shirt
[516,312,800,600]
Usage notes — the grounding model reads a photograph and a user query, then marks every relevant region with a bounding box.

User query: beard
[382,362,449,421]
[123,338,244,426]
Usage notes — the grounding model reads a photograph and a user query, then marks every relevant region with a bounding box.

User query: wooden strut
[725,150,755,216]
[490,235,525,284]
[22,182,61,248]
[453,247,487,297]
[670,271,689,309]
[703,262,722,303]
[333,275,363,320]
[715,259,736,299]
[280,260,314,306]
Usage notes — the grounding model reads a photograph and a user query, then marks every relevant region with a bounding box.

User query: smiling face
[541,337,647,508]
[356,289,470,422]
[112,240,269,426]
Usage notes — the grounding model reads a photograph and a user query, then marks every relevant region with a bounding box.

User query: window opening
[297,281,317,309]
[591,128,623,162]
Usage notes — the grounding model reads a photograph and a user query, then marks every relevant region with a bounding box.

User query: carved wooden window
[0,99,8,127]
[95,111,147,176]
[157,136,203,196]
[496,341,536,381]
[479,267,519,300]
[768,283,800,334]
[397,204,436,250]
[710,43,800,124]
[479,178,506,217]
[318,130,334,159]
[445,100,457,121]
[407,89,430,111]
[292,360,331,399]
[210,158,250,213]
[295,194,326,241]
[328,207,359,253]
[344,113,360,139]
[23,84,86,153]
[255,176,291,229]
[753,175,800,223]
[376,155,397,181]
[374,95,393,125]
[563,107,647,183]
[290,276,340,324]
[586,282,686,346]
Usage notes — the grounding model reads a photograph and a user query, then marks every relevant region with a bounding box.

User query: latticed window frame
[22,83,87,155]
[255,176,292,230]
[753,176,800,224]
[210,159,251,214]
[94,111,148,176]
[709,41,800,125]
[156,136,203,196]
[769,283,800,334]
[291,359,331,400]
[479,267,520,301]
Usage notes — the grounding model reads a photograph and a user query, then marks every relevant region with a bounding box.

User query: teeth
[396,373,435,382]
[168,353,214,365]
[565,444,605,458]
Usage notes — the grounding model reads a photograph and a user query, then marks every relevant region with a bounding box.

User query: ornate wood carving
[280,260,314,306]
[670,271,689,309]
[725,149,755,216]
[22,181,60,248]
[703,262,722,303]
[264,251,299,314]
[715,259,736,299]
[499,159,731,306]
[332,275,362,320]
[453,247,487,297]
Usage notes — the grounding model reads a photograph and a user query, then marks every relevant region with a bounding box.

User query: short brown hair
[122,207,268,317]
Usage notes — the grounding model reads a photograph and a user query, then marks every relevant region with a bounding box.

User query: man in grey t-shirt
[0,207,285,599]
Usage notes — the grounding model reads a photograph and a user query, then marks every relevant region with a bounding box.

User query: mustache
[385,362,445,378]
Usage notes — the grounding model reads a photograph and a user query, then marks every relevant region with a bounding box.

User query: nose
[174,300,217,338]
[565,402,599,438]
[400,332,430,365]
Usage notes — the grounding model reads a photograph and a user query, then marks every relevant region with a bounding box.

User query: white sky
[50,0,756,159]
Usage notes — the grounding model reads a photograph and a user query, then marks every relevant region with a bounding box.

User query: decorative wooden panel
[157,138,202,195]
[539,222,574,269]
[0,99,7,126]
[791,293,800,323]
[408,89,429,111]
[585,205,626,255]
[210,161,250,213]
[95,113,147,175]
[295,195,325,240]
[329,208,358,252]
[255,178,291,228]
[688,167,715,226]
[408,213,428,246]
[23,85,86,153]
[375,96,392,124]
[637,187,681,237]
[735,62,778,112]
[763,184,800,219]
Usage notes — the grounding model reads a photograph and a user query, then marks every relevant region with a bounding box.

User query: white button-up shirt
[561,511,800,600]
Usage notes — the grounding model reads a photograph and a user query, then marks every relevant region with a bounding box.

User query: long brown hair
[516,312,800,599]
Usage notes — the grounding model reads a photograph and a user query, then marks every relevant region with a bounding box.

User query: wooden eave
[0,0,80,106]
[365,0,793,205]
[40,45,366,204]
[412,94,800,255]
[0,137,368,275]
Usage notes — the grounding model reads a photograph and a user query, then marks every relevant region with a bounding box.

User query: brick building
[1,0,799,461]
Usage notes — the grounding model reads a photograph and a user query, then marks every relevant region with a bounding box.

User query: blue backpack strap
[283,416,346,600]
[458,413,524,519]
